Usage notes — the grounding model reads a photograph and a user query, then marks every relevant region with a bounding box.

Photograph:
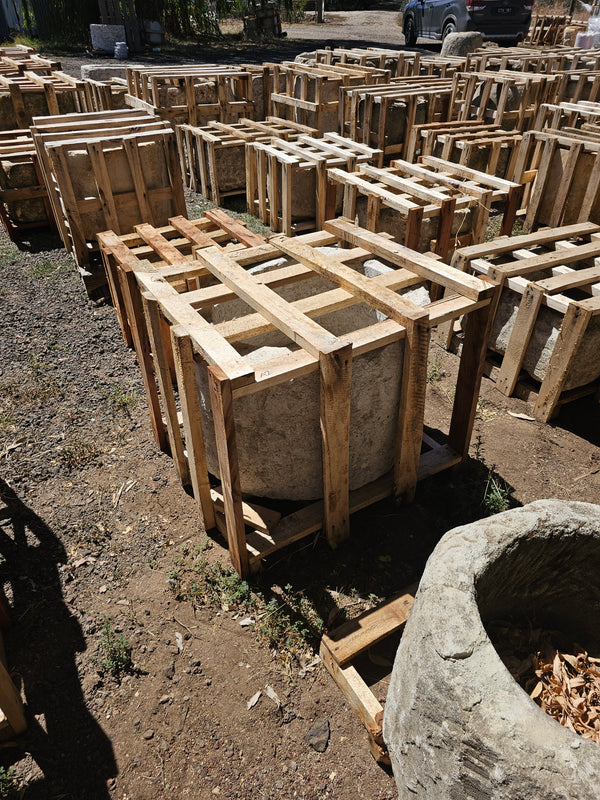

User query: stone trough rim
[383,499,600,795]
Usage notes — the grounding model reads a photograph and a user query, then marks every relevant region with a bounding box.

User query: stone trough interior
[193,247,430,501]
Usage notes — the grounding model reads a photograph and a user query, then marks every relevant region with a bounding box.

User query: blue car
[402,0,533,46]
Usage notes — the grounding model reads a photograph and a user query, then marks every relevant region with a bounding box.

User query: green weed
[427,354,444,383]
[92,617,133,680]
[482,465,511,516]
[168,546,322,667]
[29,260,58,278]
[58,438,100,470]
[99,384,138,416]
[0,766,20,799]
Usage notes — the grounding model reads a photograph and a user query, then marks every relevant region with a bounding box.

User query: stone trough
[195,248,430,501]
[384,500,600,799]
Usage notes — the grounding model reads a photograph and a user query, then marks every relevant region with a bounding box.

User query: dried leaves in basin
[489,620,600,744]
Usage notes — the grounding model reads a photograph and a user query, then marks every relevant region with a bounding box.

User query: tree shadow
[0,480,116,799]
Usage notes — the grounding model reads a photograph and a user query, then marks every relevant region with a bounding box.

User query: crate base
[207,434,461,571]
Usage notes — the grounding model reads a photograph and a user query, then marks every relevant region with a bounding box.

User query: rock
[143,729,154,740]
[383,500,600,800]
[158,694,173,704]
[305,718,330,752]
[89,23,126,54]
[80,64,142,81]
[440,31,484,58]
[164,662,175,680]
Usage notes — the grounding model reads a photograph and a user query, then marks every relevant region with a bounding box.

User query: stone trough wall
[194,248,430,501]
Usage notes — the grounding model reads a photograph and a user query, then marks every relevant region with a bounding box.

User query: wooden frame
[451,222,600,421]
[246,133,382,235]
[0,129,54,239]
[328,156,522,261]
[270,61,390,133]
[511,128,600,231]
[340,78,456,160]
[125,66,256,126]
[175,116,319,199]
[98,209,267,450]
[320,584,417,764]
[122,218,495,577]
[0,70,89,130]
[31,110,184,281]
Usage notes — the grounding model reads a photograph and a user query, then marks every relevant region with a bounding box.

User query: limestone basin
[194,249,430,501]
[383,500,600,800]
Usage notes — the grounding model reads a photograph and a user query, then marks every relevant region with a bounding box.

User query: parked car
[402,0,533,46]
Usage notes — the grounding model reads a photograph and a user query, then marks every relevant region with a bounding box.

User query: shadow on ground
[0,480,116,799]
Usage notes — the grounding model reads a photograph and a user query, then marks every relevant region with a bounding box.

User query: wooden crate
[82,77,129,112]
[175,116,319,199]
[98,210,265,453]
[314,47,419,77]
[123,217,495,577]
[511,127,600,231]
[125,65,256,126]
[270,61,390,134]
[246,133,382,235]
[451,70,559,130]
[525,14,574,46]
[328,156,522,261]
[533,100,600,131]
[405,119,499,161]
[0,129,54,239]
[407,124,523,180]
[320,584,417,764]
[0,71,89,129]
[340,78,457,161]
[450,222,600,421]
[31,110,184,288]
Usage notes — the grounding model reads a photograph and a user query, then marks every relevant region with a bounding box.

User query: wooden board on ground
[320,584,417,764]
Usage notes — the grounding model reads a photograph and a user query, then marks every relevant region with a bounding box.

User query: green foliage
[92,617,133,680]
[168,545,323,667]
[482,465,511,516]
[0,767,20,799]
[99,384,138,416]
[29,259,58,278]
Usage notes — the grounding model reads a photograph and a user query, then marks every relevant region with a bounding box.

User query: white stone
[90,23,126,54]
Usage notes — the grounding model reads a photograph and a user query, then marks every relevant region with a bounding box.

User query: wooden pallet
[328,156,522,261]
[0,129,54,239]
[82,77,129,112]
[340,78,456,161]
[98,209,266,449]
[450,222,600,421]
[270,61,390,134]
[125,65,256,126]
[533,100,600,132]
[175,116,319,199]
[120,217,495,577]
[320,584,417,764]
[31,109,184,285]
[246,133,382,235]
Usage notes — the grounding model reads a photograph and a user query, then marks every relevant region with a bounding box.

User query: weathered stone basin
[384,500,600,799]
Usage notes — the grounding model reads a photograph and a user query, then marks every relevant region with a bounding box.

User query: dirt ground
[0,13,599,800]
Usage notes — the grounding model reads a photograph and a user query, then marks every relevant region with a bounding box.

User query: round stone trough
[195,249,430,501]
[383,500,600,799]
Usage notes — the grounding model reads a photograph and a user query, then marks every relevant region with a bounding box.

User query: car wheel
[404,15,417,46]
[442,20,456,39]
